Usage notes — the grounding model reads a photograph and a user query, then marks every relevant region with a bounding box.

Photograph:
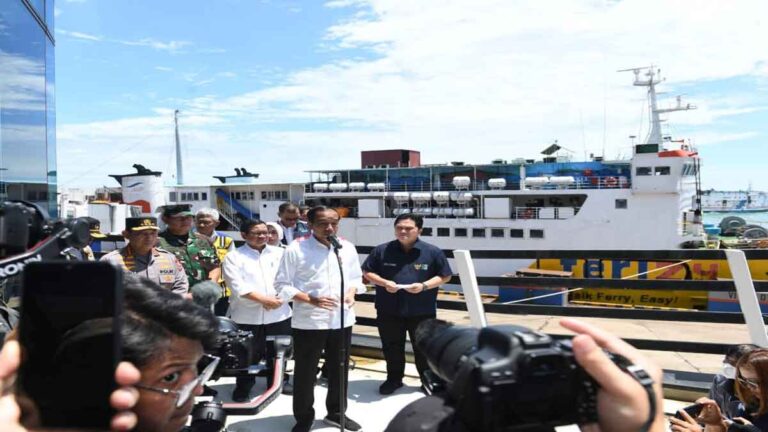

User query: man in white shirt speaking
[223,219,293,402]
[275,206,366,432]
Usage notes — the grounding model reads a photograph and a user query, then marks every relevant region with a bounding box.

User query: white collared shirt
[282,223,295,244]
[275,235,366,330]
[223,244,292,325]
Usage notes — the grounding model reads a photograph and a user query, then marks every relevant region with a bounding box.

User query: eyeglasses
[136,354,220,408]
[738,375,761,390]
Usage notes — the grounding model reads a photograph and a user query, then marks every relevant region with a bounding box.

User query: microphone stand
[331,240,346,432]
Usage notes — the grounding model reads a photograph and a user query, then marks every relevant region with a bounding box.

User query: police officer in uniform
[100,217,189,295]
[157,204,221,287]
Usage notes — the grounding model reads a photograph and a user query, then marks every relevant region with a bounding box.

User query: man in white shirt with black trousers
[223,219,293,402]
[275,206,366,432]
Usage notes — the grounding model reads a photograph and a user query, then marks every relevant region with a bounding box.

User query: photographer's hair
[735,348,768,415]
[278,202,299,214]
[307,205,339,224]
[394,213,423,229]
[725,344,758,366]
[122,277,219,368]
[195,208,220,221]
[240,219,266,234]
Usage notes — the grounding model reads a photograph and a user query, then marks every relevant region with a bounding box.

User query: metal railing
[351,247,768,394]
[305,176,631,194]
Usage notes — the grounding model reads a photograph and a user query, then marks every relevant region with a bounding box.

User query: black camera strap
[614,358,657,432]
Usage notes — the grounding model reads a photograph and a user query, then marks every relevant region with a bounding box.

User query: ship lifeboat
[659,149,698,157]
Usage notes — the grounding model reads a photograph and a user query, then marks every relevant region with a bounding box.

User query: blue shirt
[362,238,452,317]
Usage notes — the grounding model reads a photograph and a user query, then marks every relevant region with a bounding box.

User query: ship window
[437,227,450,237]
[193,192,199,201]
[169,192,177,201]
[510,229,524,238]
[636,167,652,176]
[180,192,187,201]
[491,228,504,238]
[615,199,628,209]
[454,228,467,237]
[249,192,255,200]
[261,191,267,199]
[655,166,671,175]
[422,227,433,236]
[202,192,207,201]
[530,229,545,239]
[472,228,486,238]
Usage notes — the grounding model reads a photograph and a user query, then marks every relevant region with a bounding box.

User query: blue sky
[53,0,768,191]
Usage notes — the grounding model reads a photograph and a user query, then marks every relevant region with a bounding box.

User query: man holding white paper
[361,213,453,396]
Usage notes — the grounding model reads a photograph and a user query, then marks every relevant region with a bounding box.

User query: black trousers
[234,318,292,390]
[292,327,352,425]
[377,312,435,383]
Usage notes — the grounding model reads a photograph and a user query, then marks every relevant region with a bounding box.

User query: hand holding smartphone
[17,261,123,430]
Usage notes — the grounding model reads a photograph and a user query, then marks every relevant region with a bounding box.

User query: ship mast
[619,66,695,147]
[174,109,184,185]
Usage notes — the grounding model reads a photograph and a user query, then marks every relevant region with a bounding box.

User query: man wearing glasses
[362,213,452,396]
[223,219,293,401]
[124,276,220,432]
[277,202,310,246]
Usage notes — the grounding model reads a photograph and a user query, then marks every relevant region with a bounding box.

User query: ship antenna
[174,109,184,185]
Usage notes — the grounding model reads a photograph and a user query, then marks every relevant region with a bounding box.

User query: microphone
[328,235,343,250]
[190,280,223,309]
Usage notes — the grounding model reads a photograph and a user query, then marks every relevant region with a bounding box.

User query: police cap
[126,217,160,231]
[83,216,107,239]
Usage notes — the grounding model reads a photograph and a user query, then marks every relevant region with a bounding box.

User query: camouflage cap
[158,204,194,218]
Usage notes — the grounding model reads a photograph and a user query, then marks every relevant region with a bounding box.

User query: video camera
[386,319,653,432]
[184,318,293,431]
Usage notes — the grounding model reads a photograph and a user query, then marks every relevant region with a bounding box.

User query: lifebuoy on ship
[606,177,618,188]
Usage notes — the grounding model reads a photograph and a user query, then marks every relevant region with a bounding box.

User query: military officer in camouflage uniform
[100,217,189,294]
[157,204,221,287]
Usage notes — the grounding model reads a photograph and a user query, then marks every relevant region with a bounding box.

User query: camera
[393,319,603,432]
[215,317,257,373]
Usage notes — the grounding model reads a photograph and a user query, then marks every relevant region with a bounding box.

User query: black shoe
[378,380,403,395]
[232,386,252,403]
[323,414,362,431]
[291,421,313,432]
[282,380,294,395]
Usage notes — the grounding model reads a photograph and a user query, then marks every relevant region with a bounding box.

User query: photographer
[222,219,293,401]
[122,276,220,432]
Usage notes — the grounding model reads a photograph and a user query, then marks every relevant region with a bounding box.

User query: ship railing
[351,247,768,399]
[304,176,630,193]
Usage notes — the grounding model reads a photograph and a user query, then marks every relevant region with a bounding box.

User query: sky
[53,0,768,191]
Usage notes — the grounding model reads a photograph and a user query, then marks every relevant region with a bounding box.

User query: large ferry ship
[702,188,768,213]
[68,67,768,310]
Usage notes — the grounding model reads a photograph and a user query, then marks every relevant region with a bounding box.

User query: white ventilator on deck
[329,183,348,192]
[349,182,366,192]
[367,182,386,192]
[411,192,432,202]
[433,192,450,202]
[453,250,488,328]
[725,249,768,347]
[393,192,410,203]
[452,176,471,190]
[312,183,328,192]
[488,178,507,189]
[450,192,474,202]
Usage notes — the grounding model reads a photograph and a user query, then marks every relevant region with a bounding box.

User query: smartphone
[674,403,704,420]
[17,261,123,429]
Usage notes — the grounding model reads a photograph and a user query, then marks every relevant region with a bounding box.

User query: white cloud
[56,29,103,41]
[54,7,63,17]
[119,38,191,52]
[58,0,768,188]
[154,66,173,72]
[64,0,87,3]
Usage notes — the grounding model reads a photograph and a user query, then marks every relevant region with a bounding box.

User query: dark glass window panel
[530,229,545,239]
[510,229,524,238]
[454,228,467,237]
